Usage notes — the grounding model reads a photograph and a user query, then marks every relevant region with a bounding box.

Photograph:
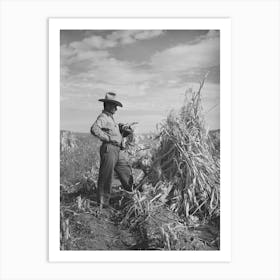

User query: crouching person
[90,92,133,208]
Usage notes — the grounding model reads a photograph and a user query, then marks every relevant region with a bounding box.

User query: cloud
[133,30,163,40]
[191,30,220,43]
[74,31,219,93]
[105,30,164,46]
[70,36,116,50]
[61,47,109,66]
[60,30,165,90]
[67,30,165,51]
[61,44,75,58]
[60,30,220,132]
[149,34,219,73]
[61,30,220,103]
[61,48,158,98]
[204,30,220,39]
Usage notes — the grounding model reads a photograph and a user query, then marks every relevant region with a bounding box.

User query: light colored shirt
[90,110,122,144]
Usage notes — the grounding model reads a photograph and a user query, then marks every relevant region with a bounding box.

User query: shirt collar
[102,110,114,120]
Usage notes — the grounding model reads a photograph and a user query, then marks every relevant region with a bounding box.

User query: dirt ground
[60,132,220,251]
[60,189,219,251]
[64,211,136,250]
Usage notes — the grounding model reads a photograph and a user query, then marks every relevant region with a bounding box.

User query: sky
[60,30,220,134]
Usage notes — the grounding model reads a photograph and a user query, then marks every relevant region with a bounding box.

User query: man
[90,92,133,208]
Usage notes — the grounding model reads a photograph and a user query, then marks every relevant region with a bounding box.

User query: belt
[110,142,121,148]
[103,141,121,148]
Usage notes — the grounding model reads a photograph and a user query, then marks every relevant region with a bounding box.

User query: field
[60,83,220,251]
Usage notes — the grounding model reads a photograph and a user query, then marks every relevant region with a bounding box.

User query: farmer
[90,92,133,208]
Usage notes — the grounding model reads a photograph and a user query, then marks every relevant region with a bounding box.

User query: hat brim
[98,99,123,107]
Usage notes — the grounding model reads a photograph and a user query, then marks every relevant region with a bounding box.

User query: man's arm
[90,116,110,142]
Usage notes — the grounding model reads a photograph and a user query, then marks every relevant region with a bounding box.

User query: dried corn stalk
[151,75,220,219]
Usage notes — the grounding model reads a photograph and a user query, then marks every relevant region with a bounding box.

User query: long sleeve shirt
[90,110,123,145]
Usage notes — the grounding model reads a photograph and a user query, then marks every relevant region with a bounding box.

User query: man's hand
[110,140,120,146]
[119,123,133,137]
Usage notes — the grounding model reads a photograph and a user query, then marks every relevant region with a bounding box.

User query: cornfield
[60,76,220,250]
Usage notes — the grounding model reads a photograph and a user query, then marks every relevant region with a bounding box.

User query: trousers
[97,143,133,199]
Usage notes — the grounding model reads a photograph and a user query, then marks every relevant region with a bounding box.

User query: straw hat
[98,92,123,107]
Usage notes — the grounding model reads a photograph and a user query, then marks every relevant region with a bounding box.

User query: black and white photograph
[2,0,279,278]
[0,0,280,280]
[60,28,221,250]
[49,18,231,262]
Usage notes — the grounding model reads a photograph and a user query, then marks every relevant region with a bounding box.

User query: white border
[49,18,231,262]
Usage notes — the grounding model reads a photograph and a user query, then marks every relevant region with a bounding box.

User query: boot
[100,194,110,209]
